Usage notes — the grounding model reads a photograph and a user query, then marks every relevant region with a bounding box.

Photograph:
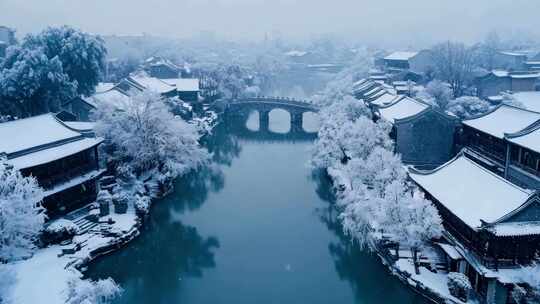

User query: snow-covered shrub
[446,96,491,119]
[43,219,79,245]
[134,195,151,215]
[65,272,122,304]
[447,272,471,301]
[0,162,45,262]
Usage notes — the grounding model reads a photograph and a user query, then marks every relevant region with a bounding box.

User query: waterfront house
[475,70,540,99]
[375,96,458,167]
[0,114,104,217]
[460,104,540,188]
[409,152,540,303]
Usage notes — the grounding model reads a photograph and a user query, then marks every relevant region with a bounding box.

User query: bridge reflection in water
[225,97,319,142]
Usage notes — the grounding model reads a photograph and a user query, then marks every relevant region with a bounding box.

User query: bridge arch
[226,96,319,135]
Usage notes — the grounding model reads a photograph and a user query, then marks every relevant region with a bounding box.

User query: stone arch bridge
[226,96,319,134]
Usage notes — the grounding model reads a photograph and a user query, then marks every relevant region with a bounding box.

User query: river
[86,110,428,304]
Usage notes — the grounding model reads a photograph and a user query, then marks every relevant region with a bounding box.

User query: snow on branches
[65,270,122,304]
[311,80,442,255]
[0,161,45,262]
[93,91,210,180]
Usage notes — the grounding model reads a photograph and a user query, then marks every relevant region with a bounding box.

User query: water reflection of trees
[310,170,427,304]
[87,208,219,303]
[203,118,242,167]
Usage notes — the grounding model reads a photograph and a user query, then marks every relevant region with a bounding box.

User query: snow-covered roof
[7,137,103,170]
[370,93,400,106]
[95,82,115,93]
[129,75,175,94]
[63,121,95,132]
[285,50,308,57]
[0,114,82,155]
[509,91,540,112]
[161,78,199,91]
[490,222,540,237]
[498,51,527,57]
[378,96,429,123]
[384,51,418,61]
[84,89,132,110]
[506,122,540,154]
[490,70,540,79]
[410,153,532,228]
[462,104,540,139]
[436,243,462,260]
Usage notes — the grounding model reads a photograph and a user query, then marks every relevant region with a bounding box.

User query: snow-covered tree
[379,182,442,269]
[424,80,453,109]
[22,26,107,97]
[0,162,45,262]
[0,26,106,117]
[65,271,122,304]
[446,96,492,119]
[430,41,475,97]
[0,46,77,116]
[310,117,392,169]
[93,91,209,180]
[345,147,407,197]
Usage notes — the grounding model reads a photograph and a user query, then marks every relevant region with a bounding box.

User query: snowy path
[8,247,72,304]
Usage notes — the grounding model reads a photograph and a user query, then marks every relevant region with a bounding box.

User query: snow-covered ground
[393,256,477,304]
[3,206,139,304]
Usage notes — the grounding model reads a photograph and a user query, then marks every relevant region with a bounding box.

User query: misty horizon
[2,0,540,48]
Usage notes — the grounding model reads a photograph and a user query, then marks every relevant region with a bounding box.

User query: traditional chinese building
[375,96,458,167]
[460,104,540,188]
[117,74,177,98]
[475,70,540,99]
[0,114,105,218]
[410,152,540,303]
[143,56,181,79]
[383,50,434,79]
[161,78,201,103]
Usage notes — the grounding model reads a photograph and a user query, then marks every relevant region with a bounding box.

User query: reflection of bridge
[226,97,319,133]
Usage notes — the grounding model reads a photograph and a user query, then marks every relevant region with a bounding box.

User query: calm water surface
[86,112,428,304]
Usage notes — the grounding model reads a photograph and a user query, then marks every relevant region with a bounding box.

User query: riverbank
[326,166,476,304]
[2,112,219,304]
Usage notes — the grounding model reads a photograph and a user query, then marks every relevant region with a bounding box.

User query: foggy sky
[1,0,539,46]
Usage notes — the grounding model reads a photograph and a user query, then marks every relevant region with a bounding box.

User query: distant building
[383,50,434,78]
[410,152,540,303]
[162,78,200,103]
[492,51,528,70]
[475,70,540,99]
[0,114,104,217]
[0,26,16,58]
[376,96,458,167]
[117,74,177,98]
[143,56,181,79]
